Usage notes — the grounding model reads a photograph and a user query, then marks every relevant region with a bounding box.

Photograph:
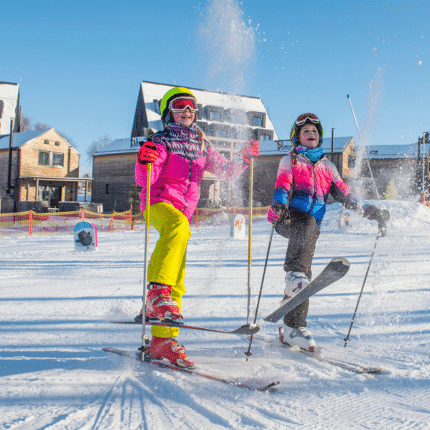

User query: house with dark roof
[252,136,358,206]
[365,143,428,198]
[0,128,90,213]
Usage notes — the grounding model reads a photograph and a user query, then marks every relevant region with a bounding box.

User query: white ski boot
[284,271,309,300]
[279,325,317,352]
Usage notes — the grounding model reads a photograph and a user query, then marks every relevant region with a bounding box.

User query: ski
[103,347,280,391]
[251,334,383,375]
[264,257,350,323]
[111,320,259,335]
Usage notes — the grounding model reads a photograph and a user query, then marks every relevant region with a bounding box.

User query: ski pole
[141,163,152,360]
[344,228,382,347]
[247,157,254,324]
[245,224,275,359]
[347,95,380,200]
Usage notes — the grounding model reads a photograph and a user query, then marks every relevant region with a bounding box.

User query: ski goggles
[169,97,198,113]
[295,114,320,126]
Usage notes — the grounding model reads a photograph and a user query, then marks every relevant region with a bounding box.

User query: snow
[1,199,430,429]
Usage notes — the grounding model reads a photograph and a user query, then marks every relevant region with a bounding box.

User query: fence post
[130,210,133,231]
[29,211,33,236]
[81,209,85,221]
[195,208,199,228]
[108,211,115,232]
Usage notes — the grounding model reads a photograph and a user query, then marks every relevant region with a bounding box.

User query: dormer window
[210,111,222,121]
[247,111,266,128]
[253,117,263,127]
[204,105,224,122]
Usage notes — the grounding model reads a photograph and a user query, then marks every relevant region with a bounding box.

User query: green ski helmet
[160,86,198,124]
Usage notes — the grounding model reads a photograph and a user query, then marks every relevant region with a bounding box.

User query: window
[105,184,109,195]
[39,151,50,166]
[210,111,222,121]
[215,128,227,137]
[247,111,266,128]
[253,117,263,127]
[256,129,273,141]
[54,141,60,146]
[52,153,64,167]
[204,105,224,122]
[44,139,49,144]
[348,155,356,168]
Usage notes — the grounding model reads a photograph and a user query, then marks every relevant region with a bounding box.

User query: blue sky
[2,0,429,175]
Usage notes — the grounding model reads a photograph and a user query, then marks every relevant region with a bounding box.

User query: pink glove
[268,205,289,225]
[138,142,158,165]
[267,206,279,223]
[242,139,259,163]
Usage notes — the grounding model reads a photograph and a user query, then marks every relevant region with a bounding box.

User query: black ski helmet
[290,113,323,147]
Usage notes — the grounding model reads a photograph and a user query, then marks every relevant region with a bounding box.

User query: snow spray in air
[197,0,256,96]
[197,0,257,206]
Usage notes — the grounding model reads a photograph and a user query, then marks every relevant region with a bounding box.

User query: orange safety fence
[0,207,270,236]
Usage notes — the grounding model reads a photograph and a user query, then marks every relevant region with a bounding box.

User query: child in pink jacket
[135,86,259,367]
[268,113,390,352]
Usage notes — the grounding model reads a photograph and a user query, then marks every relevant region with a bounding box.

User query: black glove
[364,205,390,229]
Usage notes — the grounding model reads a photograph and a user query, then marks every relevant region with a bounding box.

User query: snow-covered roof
[259,136,354,156]
[132,81,279,140]
[0,129,51,150]
[95,137,142,155]
[0,128,78,153]
[366,143,420,159]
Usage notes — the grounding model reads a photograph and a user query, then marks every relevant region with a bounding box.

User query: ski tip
[235,324,260,335]
[331,257,350,267]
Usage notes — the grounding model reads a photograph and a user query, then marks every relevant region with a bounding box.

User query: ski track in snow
[1,200,430,429]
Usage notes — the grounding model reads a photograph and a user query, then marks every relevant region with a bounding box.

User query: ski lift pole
[245,224,275,359]
[247,157,254,324]
[347,95,380,200]
[141,163,152,360]
[344,228,382,347]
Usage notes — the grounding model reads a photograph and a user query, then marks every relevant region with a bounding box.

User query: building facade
[0,82,20,136]
[0,128,90,213]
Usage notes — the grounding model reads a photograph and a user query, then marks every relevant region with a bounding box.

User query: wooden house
[0,128,91,213]
[252,136,358,206]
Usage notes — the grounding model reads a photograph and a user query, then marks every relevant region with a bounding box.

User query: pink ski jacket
[135,123,248,221]
[272,150,363,226]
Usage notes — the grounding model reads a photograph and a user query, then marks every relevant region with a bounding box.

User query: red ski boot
[146,283,183,322]
[148,336,194,367]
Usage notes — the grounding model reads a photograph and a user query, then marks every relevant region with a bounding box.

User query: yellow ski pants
[145,202,191,338]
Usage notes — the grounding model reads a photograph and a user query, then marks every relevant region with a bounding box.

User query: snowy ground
[1,199,430,429]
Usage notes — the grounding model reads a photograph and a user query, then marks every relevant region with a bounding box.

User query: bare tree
[20,115,31,131]
[87,135,112,159]
[18,115,77,148]
[34,122,49,130]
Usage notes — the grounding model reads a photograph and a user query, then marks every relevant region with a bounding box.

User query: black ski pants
[280,209,320,328]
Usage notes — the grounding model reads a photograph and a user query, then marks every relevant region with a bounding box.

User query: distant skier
[135,86,259,367]
[267,113,390,351]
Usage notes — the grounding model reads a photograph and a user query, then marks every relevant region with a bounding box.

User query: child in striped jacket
[268,113,390,351]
